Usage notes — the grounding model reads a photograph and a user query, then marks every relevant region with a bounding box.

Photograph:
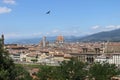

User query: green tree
[59,58,87,80]
[89,62,120,80]
[37,58,88,80]
[0,42,32,80]
[14,65,32,80]
[31,59,38,63]
[0,42,16,80]
[37,65,58,80]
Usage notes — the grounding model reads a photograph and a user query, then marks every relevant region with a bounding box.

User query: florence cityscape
[1,0,120,80]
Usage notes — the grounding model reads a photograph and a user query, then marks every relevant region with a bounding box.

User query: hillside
[79,28,120,42]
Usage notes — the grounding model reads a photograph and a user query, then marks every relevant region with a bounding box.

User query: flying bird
[46,10,51,14]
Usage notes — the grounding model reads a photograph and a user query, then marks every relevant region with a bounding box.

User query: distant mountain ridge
[79,28,120,42]
[5,28,120,44]
[5,36,82,44]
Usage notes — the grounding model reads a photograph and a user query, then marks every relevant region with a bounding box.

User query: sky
[0,0,120,39]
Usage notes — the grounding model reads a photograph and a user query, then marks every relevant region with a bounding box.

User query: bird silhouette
[46,10,51,14]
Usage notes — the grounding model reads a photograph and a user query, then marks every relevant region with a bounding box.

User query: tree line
[37,59,120,80]
[0,42,120,80]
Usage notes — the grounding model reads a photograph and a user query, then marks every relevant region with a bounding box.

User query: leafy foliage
[37,58,88,80]
[37,58,120,80]
[0,42,16,80]
[89,62,120,80]
[14,65,32,80]
[0,42,32,80]
[37,65,59,80]
[59,58,87,80]
[1,41,120,80]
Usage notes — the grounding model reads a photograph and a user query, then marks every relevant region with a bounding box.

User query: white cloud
[4,33,20,39]
[90,25,120,33]
[4,25,120,39]
[3,0,16,5]
[4,33,41,39]
[104,25,120,31]
[73,30,78,33]
[49,29,84,36]
[46,33,51,36]
[52,29,59,33]
[91,25,100,30]
[105,25,115,29]
[32,32,42,36]
[0,7,12,14]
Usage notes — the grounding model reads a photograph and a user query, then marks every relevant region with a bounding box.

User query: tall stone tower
[42,36,46,47]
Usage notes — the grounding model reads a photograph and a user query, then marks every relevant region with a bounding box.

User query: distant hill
[79,28,120,42]
[6,28,120,44]
[5,36,82,44]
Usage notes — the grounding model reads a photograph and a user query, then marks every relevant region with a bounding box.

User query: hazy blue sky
[0,0,120,39]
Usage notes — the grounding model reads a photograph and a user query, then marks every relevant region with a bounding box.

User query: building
[40,36,49,47]
[56,35,64,43]
[95,53,120,66]
[42,36,46,47]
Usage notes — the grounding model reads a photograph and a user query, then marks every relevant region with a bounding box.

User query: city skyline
[0,0,120,39]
